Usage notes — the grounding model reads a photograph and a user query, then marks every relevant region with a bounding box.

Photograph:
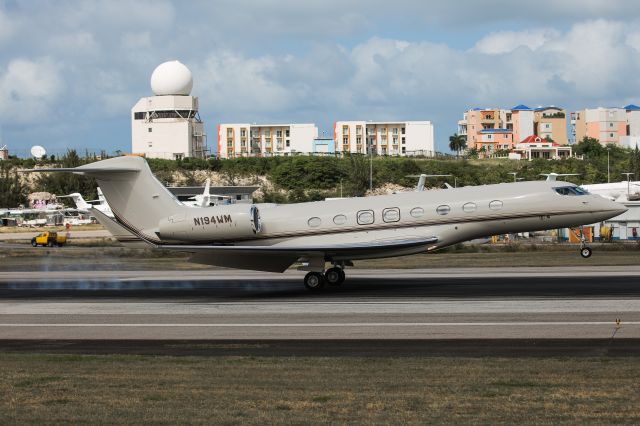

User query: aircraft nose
[591,196,627,217]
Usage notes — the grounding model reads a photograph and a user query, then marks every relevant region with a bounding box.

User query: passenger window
[489,200,503,210]
[357,210,374,225]
[307,217,321,227]
[462,202,477,213]
[333,214,347,225]
[382,208,400,223]
[410,207,424,218]
[436,205,451,215]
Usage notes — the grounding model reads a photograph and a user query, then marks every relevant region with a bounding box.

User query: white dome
[150,60,193,96]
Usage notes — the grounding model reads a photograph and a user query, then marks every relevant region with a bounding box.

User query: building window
[134,112,145,120]
[343,136,348,144]
[286,140,290,147]
[276,130,282,137]
[356,136,362,144]
[148,142,152,147]
[401,127,405,134]
[241,129,246,137]
[148,127,152,132]
[402,137,405,144]
[285,130,290,137]
[236,195,242,200]
[610,133,614,138]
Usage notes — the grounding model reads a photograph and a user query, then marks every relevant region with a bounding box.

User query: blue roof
[534,106,563,112]
[624,104,640,111]
[511,104,532,111]
[472,107,482,111]
[480,128,512,134]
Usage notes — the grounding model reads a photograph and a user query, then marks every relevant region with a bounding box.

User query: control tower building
[131,60,208,159]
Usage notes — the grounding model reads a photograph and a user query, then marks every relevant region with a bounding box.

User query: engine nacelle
[158,205,261,242]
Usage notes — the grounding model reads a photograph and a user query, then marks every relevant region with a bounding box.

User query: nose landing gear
[579,225,592,258]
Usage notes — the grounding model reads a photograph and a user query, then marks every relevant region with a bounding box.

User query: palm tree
[449,133,467,156]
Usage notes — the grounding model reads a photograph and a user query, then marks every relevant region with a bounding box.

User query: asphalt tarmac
[1,267,640,356]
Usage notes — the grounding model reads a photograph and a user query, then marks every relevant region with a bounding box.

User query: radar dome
[150,60,193,96]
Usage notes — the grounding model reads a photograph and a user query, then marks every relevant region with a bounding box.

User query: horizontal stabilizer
[24,166,140,174]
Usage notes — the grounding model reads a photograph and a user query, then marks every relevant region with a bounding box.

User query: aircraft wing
[161,236,438,272]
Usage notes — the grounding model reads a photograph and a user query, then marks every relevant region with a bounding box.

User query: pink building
[571,107,628,145]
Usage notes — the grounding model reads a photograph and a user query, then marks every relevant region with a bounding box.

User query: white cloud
[194,51,296,117]
[48,32,99,56]
[0,57,63,123]
[474,29,559,54]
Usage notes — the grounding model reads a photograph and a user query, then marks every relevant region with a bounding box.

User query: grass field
[1,354,639,424]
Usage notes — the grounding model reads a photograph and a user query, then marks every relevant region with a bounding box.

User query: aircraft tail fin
[29,156,183,242]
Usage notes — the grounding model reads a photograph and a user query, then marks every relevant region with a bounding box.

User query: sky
[1,0,640,156]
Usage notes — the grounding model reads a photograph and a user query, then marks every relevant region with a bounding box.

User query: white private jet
[30,156,626,290]
[181,178,233,207]
[59,189,114,218]
[580,181,640,202]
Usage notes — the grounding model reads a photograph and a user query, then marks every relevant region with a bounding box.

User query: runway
[1,267,640,346]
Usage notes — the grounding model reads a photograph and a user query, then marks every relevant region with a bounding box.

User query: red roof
[519,135,559,146]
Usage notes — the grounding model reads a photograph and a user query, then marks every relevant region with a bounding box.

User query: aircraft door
[250,205,262,233]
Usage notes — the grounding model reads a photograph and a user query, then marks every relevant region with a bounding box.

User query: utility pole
[607,149,610,183]
[369,143,373,192]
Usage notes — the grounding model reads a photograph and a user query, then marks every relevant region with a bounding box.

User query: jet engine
[158,204,261,242]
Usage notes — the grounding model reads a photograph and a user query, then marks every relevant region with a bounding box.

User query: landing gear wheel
[31,240,37,247]
[325,267,345,286]
[304,272,325,291]
[580,247,592,258]
[47,241,54,247]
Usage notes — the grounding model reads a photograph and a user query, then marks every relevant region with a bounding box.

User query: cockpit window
[554,186,589,196]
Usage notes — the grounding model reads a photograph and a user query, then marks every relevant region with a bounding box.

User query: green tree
[0,163,27,207]
[448,133,467,156]
[574,136,604,158]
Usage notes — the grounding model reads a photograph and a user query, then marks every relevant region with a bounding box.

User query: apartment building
[458,104,568,157]
[533,106,568,144]
[334,121,434,156]
[571,107,627,145]
[217,123,318,158]
[624,104,640,148]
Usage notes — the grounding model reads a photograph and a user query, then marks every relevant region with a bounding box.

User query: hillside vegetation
[2,137,640,207]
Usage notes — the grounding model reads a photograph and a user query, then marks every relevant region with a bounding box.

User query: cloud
[2,1,640,153]
[474,29,560,54]
[0,57,63,124]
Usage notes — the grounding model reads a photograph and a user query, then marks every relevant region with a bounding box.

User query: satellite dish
[30,145,47,159]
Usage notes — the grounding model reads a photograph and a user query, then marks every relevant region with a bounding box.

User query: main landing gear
[303,267,346,291]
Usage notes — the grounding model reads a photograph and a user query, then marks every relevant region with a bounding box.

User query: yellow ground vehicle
[31,231,67,247]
